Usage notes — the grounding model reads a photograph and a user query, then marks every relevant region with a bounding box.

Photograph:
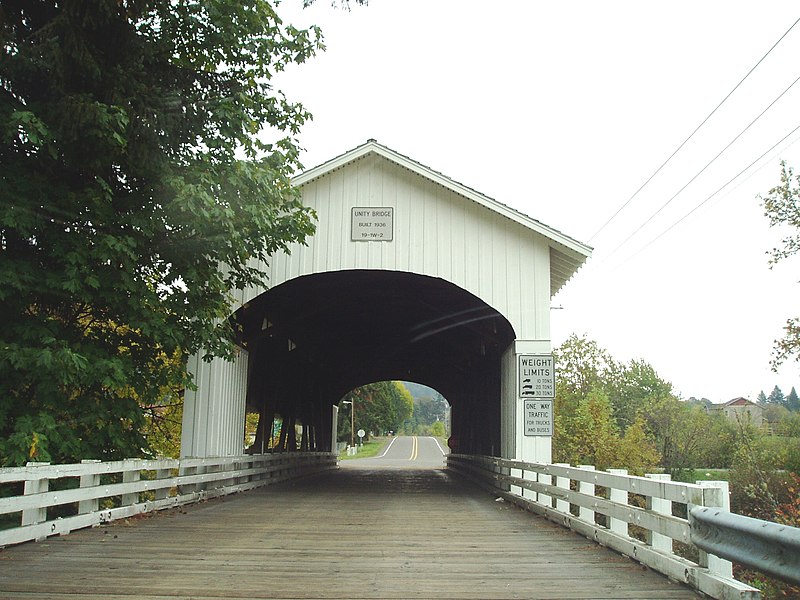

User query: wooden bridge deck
[0,465,701,599]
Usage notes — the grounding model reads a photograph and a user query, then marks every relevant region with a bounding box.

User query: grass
[673,468,731,483]
[338,438,388,460]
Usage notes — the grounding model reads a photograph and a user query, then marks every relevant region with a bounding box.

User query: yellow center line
[409,436,418,461]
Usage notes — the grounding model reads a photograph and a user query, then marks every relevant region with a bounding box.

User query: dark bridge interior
[232,270,516,455]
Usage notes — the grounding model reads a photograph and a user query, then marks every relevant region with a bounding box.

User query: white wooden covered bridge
[181,139,592,464]
[0,142,780,599]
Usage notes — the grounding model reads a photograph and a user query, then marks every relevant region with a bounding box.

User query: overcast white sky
[273,1,800,403]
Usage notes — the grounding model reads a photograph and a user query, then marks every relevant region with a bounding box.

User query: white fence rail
[448,454,760,600]
[0,452,337,548]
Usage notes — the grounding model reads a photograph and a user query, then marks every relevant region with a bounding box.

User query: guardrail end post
[78,460,102,514]
[577,465,596,524]
[554,463,571,514]
[21,462,50,527]
[645,473,673,554]
[607,468,629,537]
[696,480,733,579]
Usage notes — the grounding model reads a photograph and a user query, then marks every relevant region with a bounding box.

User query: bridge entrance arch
[180,140,591,463]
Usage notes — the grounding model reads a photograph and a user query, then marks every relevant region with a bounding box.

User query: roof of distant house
[723,397,758,407]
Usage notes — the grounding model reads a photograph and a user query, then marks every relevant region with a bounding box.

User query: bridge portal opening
[232,270,515,457]
[335,381,450,448]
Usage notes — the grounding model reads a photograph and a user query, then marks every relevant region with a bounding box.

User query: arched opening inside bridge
[232,270,515,457]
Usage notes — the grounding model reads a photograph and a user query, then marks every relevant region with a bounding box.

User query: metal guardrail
[0,452,337,548]
[448,454,761,600]
[690,506,800,585]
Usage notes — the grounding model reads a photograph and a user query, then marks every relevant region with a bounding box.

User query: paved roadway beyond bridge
[0,436,700,599]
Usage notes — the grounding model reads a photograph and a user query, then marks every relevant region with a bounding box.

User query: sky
[271,1,800,403]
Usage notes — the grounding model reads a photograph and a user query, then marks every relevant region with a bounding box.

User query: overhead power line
[601,71,800,263]
[588,16,800,243]
[619,123,800,265]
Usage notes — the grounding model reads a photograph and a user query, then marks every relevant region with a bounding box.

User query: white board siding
[239,154,551,341]
[181,350,248,458]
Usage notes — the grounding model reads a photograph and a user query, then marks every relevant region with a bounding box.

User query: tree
[554,334,620,420]
[339,381,413,441]
[639,396,709,477]
[554,386,659,474]
[761,162,800,368]
[610,359,675,431]
[756,390,768,405]
[787,386,800,412]
[767,385,786,407]
[0,1,322,464]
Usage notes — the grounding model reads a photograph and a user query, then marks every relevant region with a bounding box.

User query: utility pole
[342,400,355,448]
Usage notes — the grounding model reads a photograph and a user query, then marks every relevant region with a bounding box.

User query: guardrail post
[78,460,101,514]
[696,480,733,578]
[122,459,141,507]
[607,468,629,537]
[21,462,50,527]
[554,463,571,514]
[646,473,672,553]
[154,465,173,501]
[538,470,552,508]
[578,465,595,524]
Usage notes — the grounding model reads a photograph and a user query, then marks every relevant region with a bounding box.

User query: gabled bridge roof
[293,139,592,296]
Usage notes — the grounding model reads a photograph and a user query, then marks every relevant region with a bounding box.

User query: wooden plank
[0,467,703,599]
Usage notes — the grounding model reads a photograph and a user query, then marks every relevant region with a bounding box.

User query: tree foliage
[767,385,786,408]
[338,381,414,442]
[402,391,449,435]
[0,1,321,464]
[761,162,800,368]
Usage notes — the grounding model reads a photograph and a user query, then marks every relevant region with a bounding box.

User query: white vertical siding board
[491,213,507,317]
[477,211,493,305]
[535,236,552,340]
[436,186,450,280]
[312,178,328,273]
[405,174,424,274]
[463,202,481,296]
[180,354,198,457]
[450,197,466,287]
[340,165,356,270]
[355,159,370,269]
[395,170,411,272]
[382,164,397,268]
[369,165,383,269]
[500,346,516,459]
[421,179,437,277]
[504,222,527,338]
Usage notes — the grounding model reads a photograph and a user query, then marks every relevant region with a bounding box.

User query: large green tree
[338,381,414,442]
[0,1,322,464]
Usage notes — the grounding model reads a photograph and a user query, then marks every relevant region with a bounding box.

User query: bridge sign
[524,400,553,436]
[351,207,394,241]
[518,354,555,398]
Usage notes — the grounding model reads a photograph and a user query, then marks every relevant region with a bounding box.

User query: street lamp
[341,399,354,449]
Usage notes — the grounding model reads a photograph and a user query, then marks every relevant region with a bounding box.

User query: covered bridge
[180,140,592,463]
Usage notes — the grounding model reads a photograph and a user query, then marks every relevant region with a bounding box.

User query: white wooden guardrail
[0,452,336,548]
[448,454,761,600]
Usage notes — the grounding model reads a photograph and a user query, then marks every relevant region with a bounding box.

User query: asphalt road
[342,435,447,469]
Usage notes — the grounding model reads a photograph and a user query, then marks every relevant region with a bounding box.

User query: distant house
[708,397,764,427]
